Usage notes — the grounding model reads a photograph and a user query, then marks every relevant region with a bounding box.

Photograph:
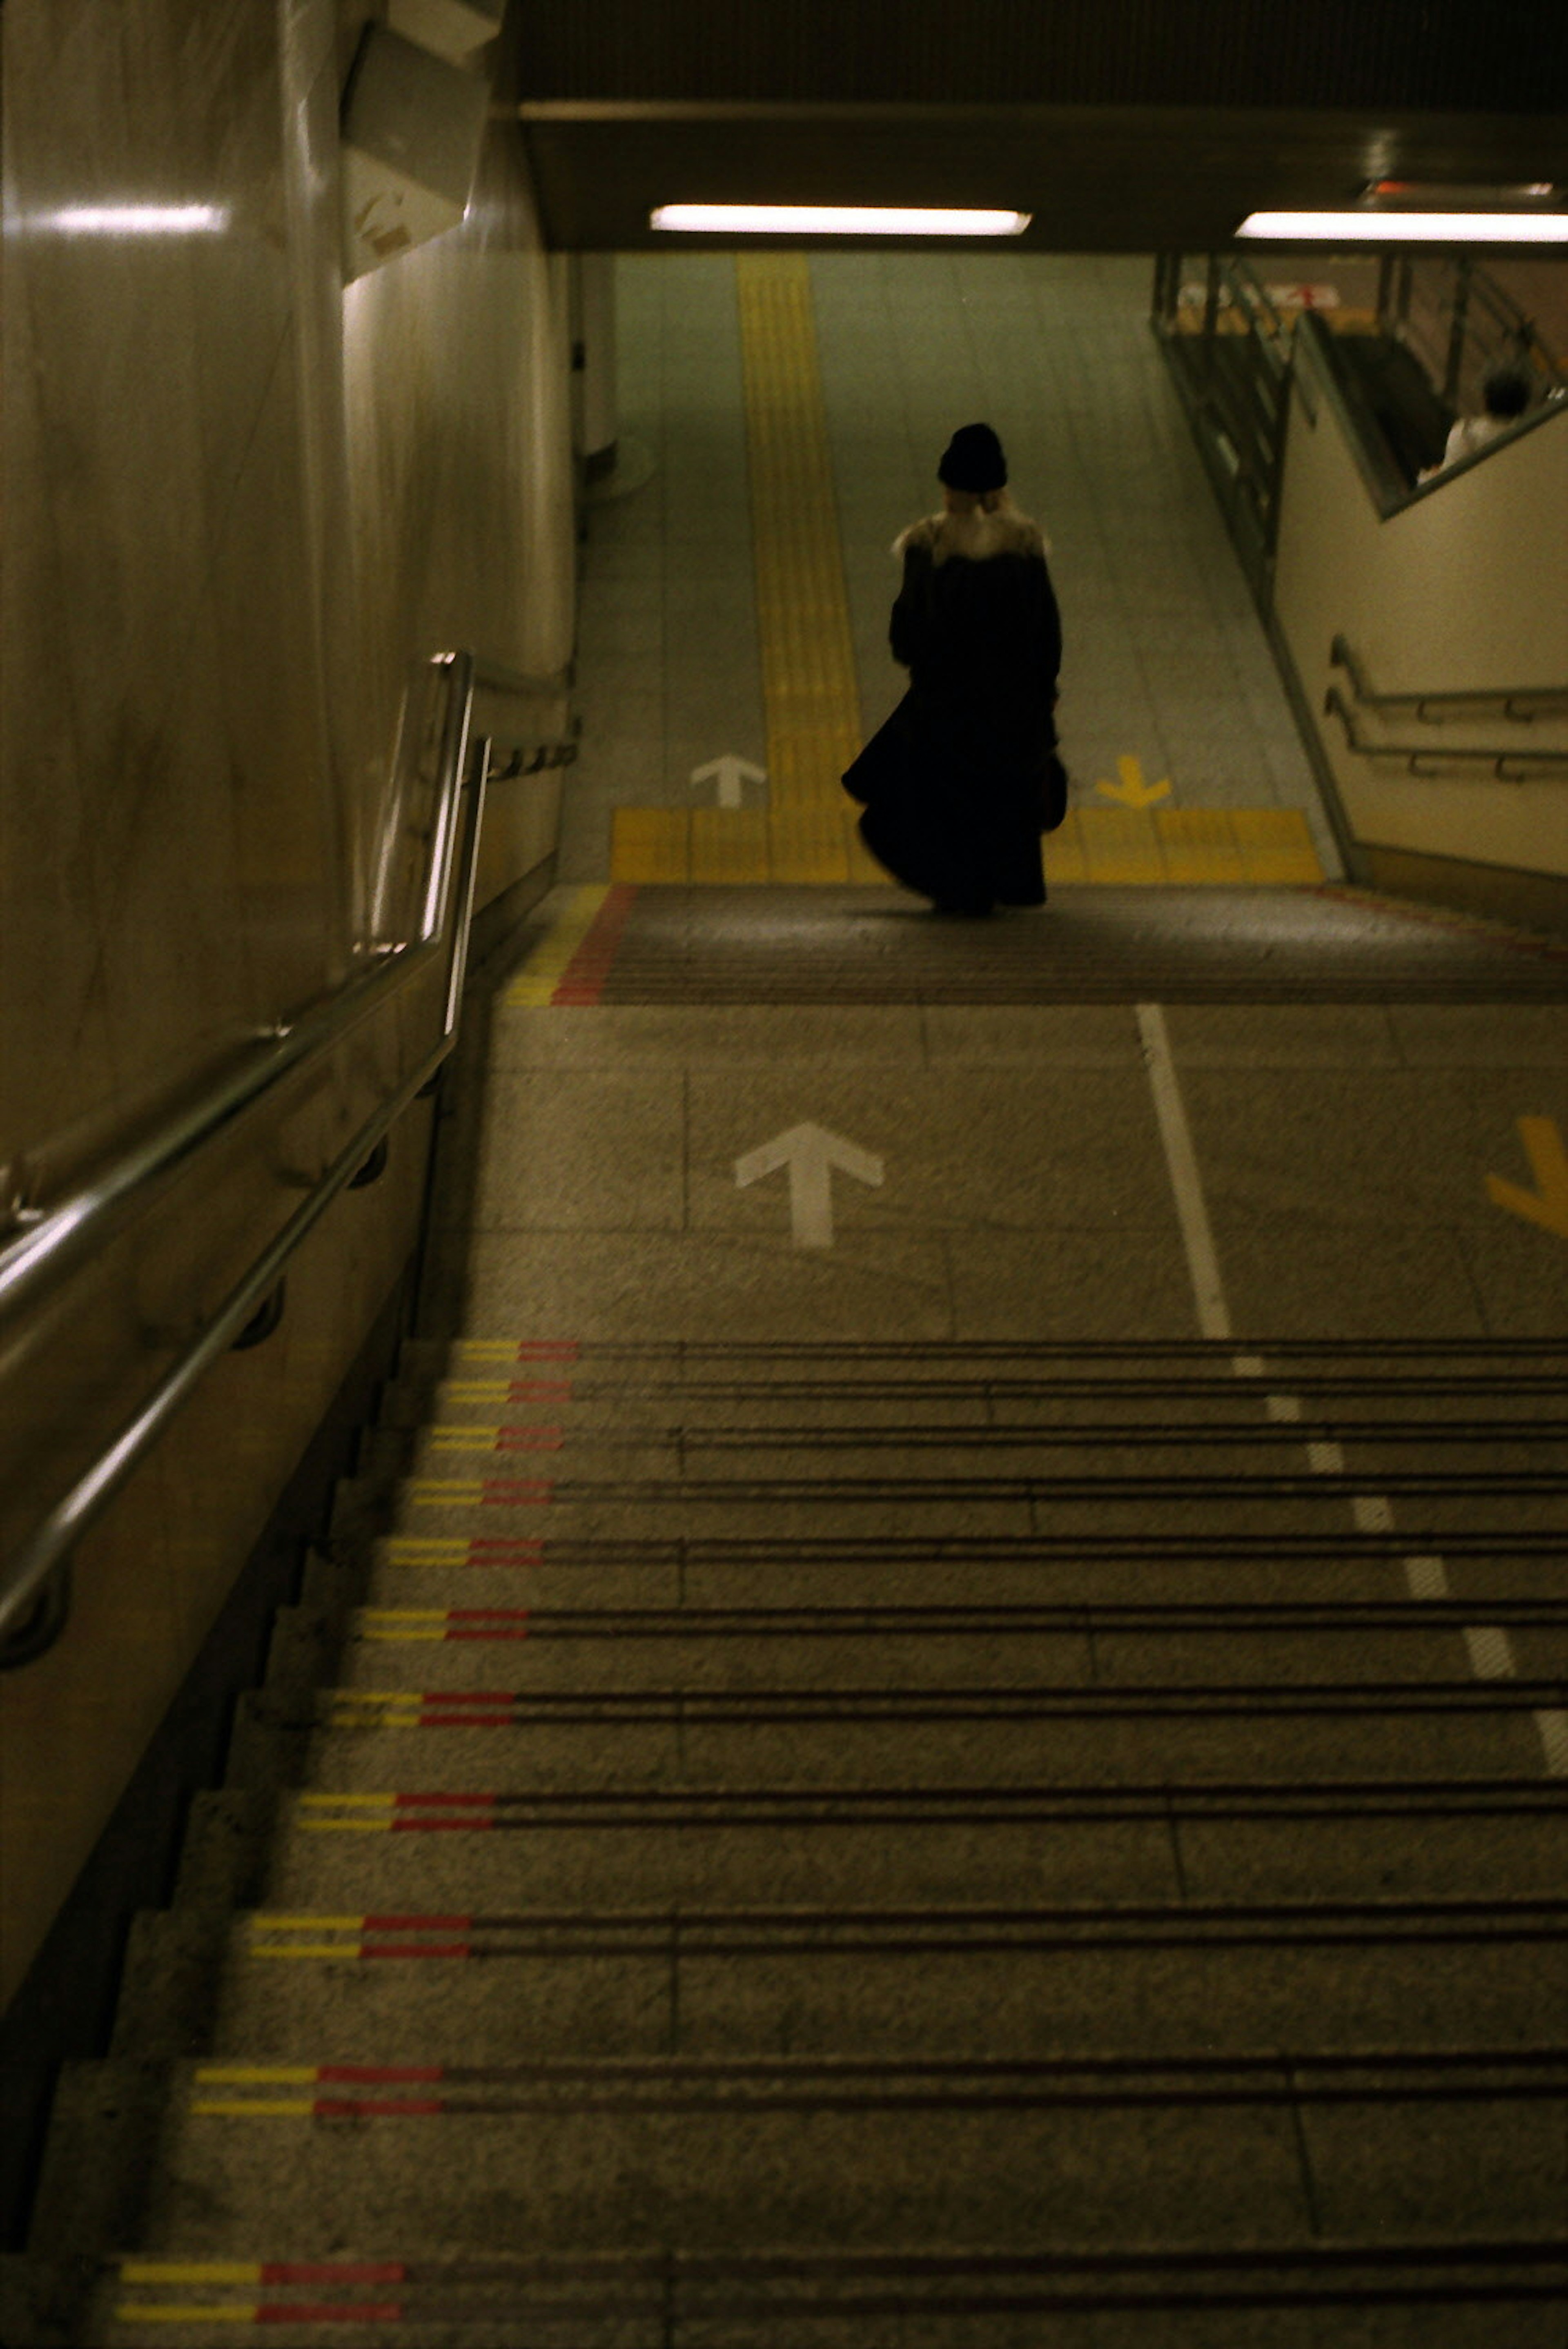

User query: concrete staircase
[9,1338,1568,2344]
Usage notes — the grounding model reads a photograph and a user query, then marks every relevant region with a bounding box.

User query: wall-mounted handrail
[0,646,530,1660]
[1324,687,1568,780]
[1330,637,1568,726]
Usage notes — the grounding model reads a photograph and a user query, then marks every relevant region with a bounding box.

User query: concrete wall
[0,0,574,2011]
[1273,340,1568,882]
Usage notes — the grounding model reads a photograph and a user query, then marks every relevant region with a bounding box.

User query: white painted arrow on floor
[734,1122,884,1249]
[692,754,767,808]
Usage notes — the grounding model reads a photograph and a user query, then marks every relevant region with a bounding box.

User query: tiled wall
[342,36,576,931]
[0,0,575,2011]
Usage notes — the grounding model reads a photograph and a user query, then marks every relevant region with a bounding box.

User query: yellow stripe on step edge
[121,2264,264,2285]
[505,884,610,1005]
[408,1480,486,1505]
[196,2065,319,2083]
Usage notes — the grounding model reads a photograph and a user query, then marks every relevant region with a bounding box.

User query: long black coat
[843,519,1064,907]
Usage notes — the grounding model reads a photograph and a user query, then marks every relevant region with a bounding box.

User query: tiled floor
[561,252,1341,885]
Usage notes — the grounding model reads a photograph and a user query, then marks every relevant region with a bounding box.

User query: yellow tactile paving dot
[1042,816,1091,884]
[691,805,771,883]
[768,802,852,883]
[611,805,689,882]
[1232,807,1325,882]
[1076,806,1168,883]
[1158,807,1247,884]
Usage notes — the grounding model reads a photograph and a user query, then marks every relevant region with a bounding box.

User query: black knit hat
[938,422,1007,492]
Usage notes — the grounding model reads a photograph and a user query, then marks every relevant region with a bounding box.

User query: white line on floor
[1135,1003,1230,1340]
[1136,1002,1558,1779]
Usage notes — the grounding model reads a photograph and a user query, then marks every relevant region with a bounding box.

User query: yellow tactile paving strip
[735,254,864,817]
[614,254,867,884]
[610,255,1323,889]
[615,804,1323,887]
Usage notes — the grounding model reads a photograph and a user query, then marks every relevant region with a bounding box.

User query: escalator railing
[1150,252,1295,599]
[1377,254,1566,414]
[0,649,559,1666]
[1155,250,1568,581]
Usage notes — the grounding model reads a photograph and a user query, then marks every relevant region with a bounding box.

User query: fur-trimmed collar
[893,495,1050,565]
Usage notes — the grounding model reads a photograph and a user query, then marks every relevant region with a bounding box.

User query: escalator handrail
[0,646,537,1654]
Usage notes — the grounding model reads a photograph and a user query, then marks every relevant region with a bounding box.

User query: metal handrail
[0,646,518,1657]
[1324,688,1568,780]
[1330,638,1568,726]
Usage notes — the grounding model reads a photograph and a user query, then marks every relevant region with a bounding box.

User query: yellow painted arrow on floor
[1486,1115,1568,1239]
[1096,753,1171,808]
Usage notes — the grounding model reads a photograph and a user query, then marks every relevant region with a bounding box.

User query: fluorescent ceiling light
[1238,209,1567,245]
[36,205,230,235]
[651,204,1030,237]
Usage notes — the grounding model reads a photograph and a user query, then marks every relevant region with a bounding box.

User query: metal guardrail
[1330,638,1568,726]
[1324,687,1568,781]
[0,648,563,1666]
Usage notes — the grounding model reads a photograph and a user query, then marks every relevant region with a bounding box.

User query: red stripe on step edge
[481,1478,553,1505]
[256,2306,403,2326]
[445,1608,530,1623]
[445,1629,529,1642]
[514,1341,579,1362]
[549,884,637,1005]
[508,1380,573,1403]
[259,2266,406,2288]
[495,1426,564,1452]
[466,1538,543,1564]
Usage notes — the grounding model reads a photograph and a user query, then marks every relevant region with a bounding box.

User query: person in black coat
[843,423,1065,915]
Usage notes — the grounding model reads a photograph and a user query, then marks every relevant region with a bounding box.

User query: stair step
[95,2051,1568,2260]
[330,1604,1568,1692]
[258,1779,1568,1910]
[354,1530,1568,1615]
[71,2238,1568,2349]
[198,1898,1568,2061]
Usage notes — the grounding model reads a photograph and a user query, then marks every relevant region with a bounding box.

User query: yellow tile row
[611,804,1325,886]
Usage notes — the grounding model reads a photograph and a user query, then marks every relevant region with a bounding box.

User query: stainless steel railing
[0,647,563,1663]
[1329,637,1568,727]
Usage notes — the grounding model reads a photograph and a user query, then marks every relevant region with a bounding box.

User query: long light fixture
[1238,207,1565,245]
[651,204,1030,237]
[35,205,231,236]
